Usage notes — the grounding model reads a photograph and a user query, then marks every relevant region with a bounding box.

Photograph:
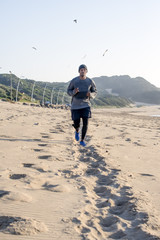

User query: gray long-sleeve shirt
[67,76,97,110]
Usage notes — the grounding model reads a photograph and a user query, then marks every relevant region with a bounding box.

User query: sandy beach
[0,101,160,240]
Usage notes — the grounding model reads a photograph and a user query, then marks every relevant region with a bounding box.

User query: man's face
[79,68,87,77]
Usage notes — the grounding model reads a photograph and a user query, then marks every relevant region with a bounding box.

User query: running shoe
[80,140,86,147]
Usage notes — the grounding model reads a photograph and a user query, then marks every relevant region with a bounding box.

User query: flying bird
[82,54,87,59]
[32,47,37,50]
[73,19,77,23]
[103,49,108,56]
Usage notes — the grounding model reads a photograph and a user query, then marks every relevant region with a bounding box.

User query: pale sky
[0,0,160,87]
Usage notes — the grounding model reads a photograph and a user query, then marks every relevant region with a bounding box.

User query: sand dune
[0,101,160,239]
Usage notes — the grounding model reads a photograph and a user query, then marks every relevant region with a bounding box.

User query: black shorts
[71,107,91,121]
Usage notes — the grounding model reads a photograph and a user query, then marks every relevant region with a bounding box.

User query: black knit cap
[78,64,88,72]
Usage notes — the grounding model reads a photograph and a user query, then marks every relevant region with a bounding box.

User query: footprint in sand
[85,168,100,175]
[100,215,119,228]
[96,200,110,208]
[23,163,50,173]
[81,226,91,233]
[125,138,131,142]
[55,126,65,132]
[96,175,115,186]
[23,163,34,168]
[41,135,50,139]
[9,174,27,180]
[38,155,52,160]
[38,143,48,147]
[105,136,115,140]
[49,130,58,133]
[0,216,47,235]
[0,190,10,198]
[94,186,111,197]
[60,169,79,179]
[109,204,127,215]
[80,157,91,162]
[110,168,121,173]
[90,162,100,168]
[139,173,155,177]
[120,186,133,197]
[71,217,81,224]
[109,230,126,239]
[42,182,70,192]
[109,197,137,220]
[33,149,43,152]
[35,168,48,173]
[40,132,49,136]
[133,141,144,146]
[50,128,65,133]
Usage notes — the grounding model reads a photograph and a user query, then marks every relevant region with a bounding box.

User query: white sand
[0,101,160,239]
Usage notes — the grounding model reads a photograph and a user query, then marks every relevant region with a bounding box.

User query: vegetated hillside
[0,74,132,107]
[93,75,160,104]
[0,74,69,104]
[0,83,10,99]
[91,95,132,108]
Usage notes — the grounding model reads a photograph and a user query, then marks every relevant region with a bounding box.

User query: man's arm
[87,79,97,99]
[67,80,79,96]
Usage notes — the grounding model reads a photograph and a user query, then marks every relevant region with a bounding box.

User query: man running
[67,64,97,146]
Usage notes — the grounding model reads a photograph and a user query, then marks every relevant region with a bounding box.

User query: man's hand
[86,92,90,97]
[75,88,79,94]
